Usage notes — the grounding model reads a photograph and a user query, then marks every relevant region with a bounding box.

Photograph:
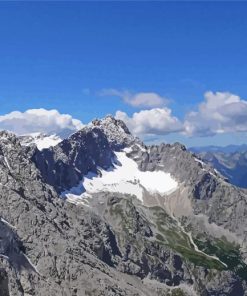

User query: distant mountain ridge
[190,144,247,154]
[196,150,247,189]
[189,144,247,188]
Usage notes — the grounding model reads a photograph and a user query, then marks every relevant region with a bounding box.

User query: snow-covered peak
[19,132,62,150]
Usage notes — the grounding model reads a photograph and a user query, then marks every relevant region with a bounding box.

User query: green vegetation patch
[195,238,247,280]
[151,206,225,270]
[170,289,187,296]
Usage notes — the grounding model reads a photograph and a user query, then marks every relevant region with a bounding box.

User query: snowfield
[32,134,62,150]
[21,132,62,150]
[62,151,178,203]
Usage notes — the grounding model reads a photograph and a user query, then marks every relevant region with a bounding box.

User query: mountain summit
[90,115,141,150]
[0,116,247,295]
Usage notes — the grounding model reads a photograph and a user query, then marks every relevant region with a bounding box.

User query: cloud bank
[184,91,247,137]
[0,108,84,137]
[100,89,169,108]
[115,91,247,138]
[115,108,183,136]
[0,91,246,141]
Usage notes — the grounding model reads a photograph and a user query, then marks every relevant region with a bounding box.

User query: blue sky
[0,2,247,146]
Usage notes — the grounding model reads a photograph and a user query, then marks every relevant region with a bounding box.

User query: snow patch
[32,134,61,150]
[62,151,178,203]
[194,157,205,166]
[123,144,147,154]
[0,254,9,260]
[23,253,40,274]
[3,157,11,170]
[21,133,62,150]
[0,217,16,229]
[123,147,133,153]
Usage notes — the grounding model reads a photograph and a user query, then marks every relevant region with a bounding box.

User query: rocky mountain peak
[92,114,129,132]
[90,114,137,150]
[0,130,18,145]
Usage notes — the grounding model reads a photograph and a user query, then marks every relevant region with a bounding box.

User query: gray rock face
[0,117,247,296]
[32,116,142,193]
[33,126,114,192]
[90,115,137,150]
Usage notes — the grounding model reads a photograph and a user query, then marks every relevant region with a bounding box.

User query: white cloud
[0,108,84,137]
[1,90,245,142]
[115,108,183,137]
[115,90,247,139]
[100,89,169,108]
[184,91,247,137]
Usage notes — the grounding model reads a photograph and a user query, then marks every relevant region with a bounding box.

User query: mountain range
[190,146,247,189]
[190,144,247,154]
[1,115,247,295]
